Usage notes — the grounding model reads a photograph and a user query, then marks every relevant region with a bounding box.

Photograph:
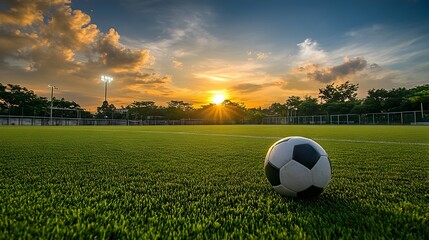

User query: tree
[324,101,359,115]
[221,100,247,123]
[285,96,302,117]
[285,96,302,108]
[319,81,359,114]
[407,85,429,113]
[246,107,266,124]
[361,88,389,113]
[299,96,320,116]
[127,101,159,120]
[362,87,415,113]
[319,81,359,103]
[96,101,116,119]
[268,103,286,116]
[2,81,428,124]
[408,89,429,118]
[195,100,247,124]
[1,83,93,117]
[51,98,86,118]
[0,83,7,111]
[409,90,429,105]
[384,88,409,112]
[0,83,48,116]
[167,100,193,112]
[164,100,194,120]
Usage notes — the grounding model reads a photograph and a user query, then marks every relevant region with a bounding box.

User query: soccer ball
[264,136,332,198]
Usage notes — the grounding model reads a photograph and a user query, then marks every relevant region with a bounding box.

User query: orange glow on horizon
[200,103,232,124]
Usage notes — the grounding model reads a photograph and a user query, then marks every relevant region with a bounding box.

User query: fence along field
[0,109,428,126]
[0,125,428,238]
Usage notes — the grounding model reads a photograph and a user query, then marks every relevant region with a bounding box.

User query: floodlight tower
[101,75,113,102]
[48,85,58,125]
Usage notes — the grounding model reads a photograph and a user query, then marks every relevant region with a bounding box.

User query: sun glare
[212,93,226,105]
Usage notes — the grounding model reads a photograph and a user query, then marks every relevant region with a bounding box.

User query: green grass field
[1,125,428,239]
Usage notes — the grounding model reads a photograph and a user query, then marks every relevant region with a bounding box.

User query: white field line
[85,129,429,146]
[313,138,429,146]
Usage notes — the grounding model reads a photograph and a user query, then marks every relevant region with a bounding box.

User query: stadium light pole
[101,75,113,102]
[48,85,58,126]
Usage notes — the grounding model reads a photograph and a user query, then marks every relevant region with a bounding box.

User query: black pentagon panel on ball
[297,185,324,198]
[293,144,321,169]
[265,162,281,186]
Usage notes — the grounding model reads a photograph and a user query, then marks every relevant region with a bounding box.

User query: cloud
[345,24,383,37]
[332,56,367,75]
[193,59,265,82]
[296,57,367,83]
[292,29,429,94]
[231,83,264,93]
[0,0,171,108]
[297,38,326,63]
[119,72,172,85]
[292,38,368,84]
[95,28,152,73]
[231,81,282,94]
[43,7,99,51]
[247,51,271,61]
[0,30,38,63]
[124,10,220,59]
[369,63,383,72]
[171,58,183,69]
[0,1,99,70]
[333,24,429,67]
[0,1,153,73]
[0,0,70,26]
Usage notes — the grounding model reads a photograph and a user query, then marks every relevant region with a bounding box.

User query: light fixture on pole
[100,75,113,102]
[48,85,58,126]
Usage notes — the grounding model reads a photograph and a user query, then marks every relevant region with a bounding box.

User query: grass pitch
[1,125,428,239]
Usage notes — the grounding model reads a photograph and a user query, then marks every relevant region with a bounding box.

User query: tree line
[1,82,428,123]
[0,83,92,118]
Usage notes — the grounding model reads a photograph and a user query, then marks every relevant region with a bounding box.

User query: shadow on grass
[273,192,428,239]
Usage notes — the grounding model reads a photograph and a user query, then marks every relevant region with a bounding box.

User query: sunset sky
[1,0,429,110]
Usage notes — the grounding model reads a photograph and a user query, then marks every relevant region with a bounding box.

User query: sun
[212,93,226,105]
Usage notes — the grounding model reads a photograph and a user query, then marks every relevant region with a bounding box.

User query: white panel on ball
[265,138,295,169]
[273,185,297,197]
[280,160,312,192]
[311,156,332,188]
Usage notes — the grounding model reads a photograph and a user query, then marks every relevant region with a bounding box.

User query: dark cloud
[0,0,69,26]
[331,57,367,76]
[231,81,284,94]
[96,28,151,72]
[0,30,36,61]
[121,73,172,86]
[297,57,368,83]
[369,63,383,72]
[307,68,335,83]
[0,0,154,76]
[0,0,172,108]
[231,83,264,93]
